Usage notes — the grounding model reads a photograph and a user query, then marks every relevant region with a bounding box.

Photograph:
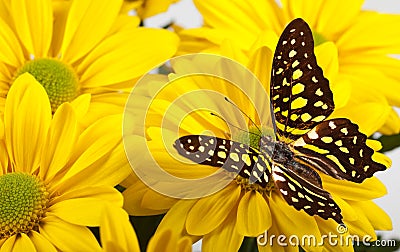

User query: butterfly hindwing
[292,118,387,183]
[271,18,334,143]
[272,163,343,224]
[174,135,272,186]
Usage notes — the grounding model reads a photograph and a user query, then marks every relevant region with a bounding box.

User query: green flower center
[0,173,49,239]
[313,31,329,47]
[232,126,275,195]
[16,58,79,112]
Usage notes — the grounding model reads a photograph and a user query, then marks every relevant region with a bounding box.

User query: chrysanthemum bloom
[177,0,400,134]
[0,73,132,251]
[0,0,178,125]
[122,52,392,251]
[121,0,179,19]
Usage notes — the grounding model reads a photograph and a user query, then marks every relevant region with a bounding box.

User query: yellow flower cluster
[0,0,398,251]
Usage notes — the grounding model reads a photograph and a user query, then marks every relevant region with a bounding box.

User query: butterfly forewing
[292,118,387,183]
[174,135,272,186]
[271,18,334,143]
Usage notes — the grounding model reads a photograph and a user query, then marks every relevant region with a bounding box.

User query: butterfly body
[173,18,387,224]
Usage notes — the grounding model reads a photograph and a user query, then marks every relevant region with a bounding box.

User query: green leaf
[374,134,400,153]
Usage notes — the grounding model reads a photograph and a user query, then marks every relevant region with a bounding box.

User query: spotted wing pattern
[292,118,387,183]
[174,135,272,186]
[173,18,387,225]
[271,18,334,143]
[272,163,343,224]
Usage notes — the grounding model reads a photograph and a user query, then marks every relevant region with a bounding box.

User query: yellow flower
[0,73,131,251]
[121,0,179,19]
[122,52,392,251]
[0,0,178,125]
[177,0,400,134]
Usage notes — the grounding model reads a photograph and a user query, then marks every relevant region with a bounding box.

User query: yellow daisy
[121,0,179,19]
[123,50,392,251]
[177,0,400,134]
[0,0,178,125]
[0,73,131,251]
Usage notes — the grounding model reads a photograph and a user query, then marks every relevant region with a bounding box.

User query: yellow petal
[281,0,364,39]
[331,195,358,222]
[1,235,17,251]
[157,199,197,238]
[203,208,244,252]
[247,45,273,92]
[338,65,400,123]
[186,183,241,235]
[123,180,169,216]
[40,215,101,251]
[40,103,78,182]
[4,73,51,173]
[194,0,282,38]
[48,186,123,226]
[237,191,272,236]
[379,108,400,135]
[100,204,140,252]
[5,233,35,252]
[332,102,390,136]
[78,28,178,87]
[137,0,177,18]
[323,175,387,201]
[10,0,52,57]
[79,100,125,129]
[257,222,299,252]
[314,218,354,252]
[349,201,392,231]
[140,189,179,211]
[345,208,377,241]
[70,94,91,123]
[0,18,24,67]
[337,12,400,55]
[177,237,193,252]
[269,193,323,252]
[315,42,339,83]
[147,229,193,252]
[30,231,57,252]
[53,115,125,190]
[61,0,122,63]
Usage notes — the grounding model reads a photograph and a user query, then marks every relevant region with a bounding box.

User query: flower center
[232,126,276,195]
[0,173,49,239]
[312,32,329,47]
[15,58,79,112]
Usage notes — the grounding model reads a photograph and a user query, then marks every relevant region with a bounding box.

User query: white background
[143,0,400,246]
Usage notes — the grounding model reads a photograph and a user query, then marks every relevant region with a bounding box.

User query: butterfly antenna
[210,113,260,137]
[223,97,263,135]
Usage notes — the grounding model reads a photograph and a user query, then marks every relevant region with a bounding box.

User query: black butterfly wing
[272,163,343,224]
[292,118,387,183]
[271,18,334,143]
[174,135,272,186]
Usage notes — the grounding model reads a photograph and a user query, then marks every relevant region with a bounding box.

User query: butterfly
[173,18,386,224]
